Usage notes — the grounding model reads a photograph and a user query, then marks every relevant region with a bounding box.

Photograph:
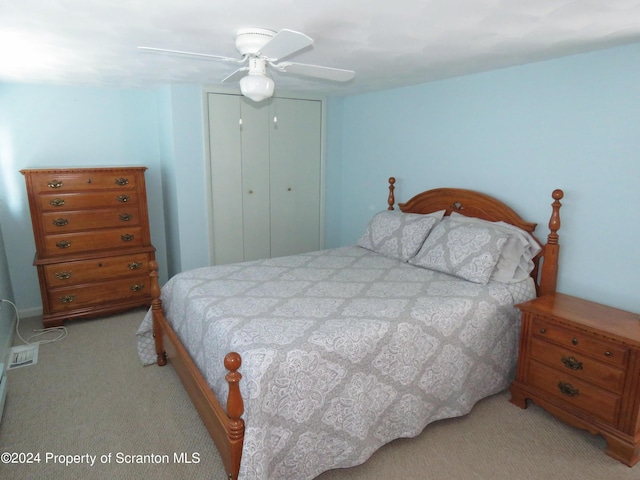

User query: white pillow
[409,218,509,284]
[357,210,445,262]
[448,212,541,283]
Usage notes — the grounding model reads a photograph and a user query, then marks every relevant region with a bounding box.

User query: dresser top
[518,293,640,347]
[21,166,147,174]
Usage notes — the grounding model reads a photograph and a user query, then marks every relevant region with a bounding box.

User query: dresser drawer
[531,317,628,367]
[38,191,140,212]
[43,227,145,256]
[529,337,625,393]
[528,360,621,424]
[42,253,152,287]
[47,275,151,313]
[41,208,141,233]
[27,171,140,194]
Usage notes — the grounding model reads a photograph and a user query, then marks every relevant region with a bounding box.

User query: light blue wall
[0,223,16,367]
[156,84,210,278]
[0,83,170,316]
[326,43,640,313]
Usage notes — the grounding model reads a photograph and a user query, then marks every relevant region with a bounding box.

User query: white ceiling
[1,0,640,96]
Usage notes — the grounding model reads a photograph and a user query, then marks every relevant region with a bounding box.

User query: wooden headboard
[386,177,563,297]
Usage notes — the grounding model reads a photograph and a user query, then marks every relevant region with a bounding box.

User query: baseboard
[18,306,43,320]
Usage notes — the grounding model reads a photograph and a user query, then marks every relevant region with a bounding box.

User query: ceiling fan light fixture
[240,73,275,102]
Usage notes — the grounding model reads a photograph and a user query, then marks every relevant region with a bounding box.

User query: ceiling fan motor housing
[235,28,276,55]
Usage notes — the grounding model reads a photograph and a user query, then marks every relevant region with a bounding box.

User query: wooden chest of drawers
[21,167,156,327]
[510,293,640,466]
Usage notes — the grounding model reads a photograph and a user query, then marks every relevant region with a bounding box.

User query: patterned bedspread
[136,246,535,479]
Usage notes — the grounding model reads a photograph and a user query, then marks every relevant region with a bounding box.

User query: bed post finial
[149,260,167,366]
[388,177,396,210]
[538,189,563,297]
[547,189,563,245]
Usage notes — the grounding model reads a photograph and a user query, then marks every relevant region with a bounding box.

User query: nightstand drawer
[532,317,628,367]
[529,337,625,393]
[528,360,621,424]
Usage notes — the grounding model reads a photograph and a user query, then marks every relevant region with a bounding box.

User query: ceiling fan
[139,28,355,102]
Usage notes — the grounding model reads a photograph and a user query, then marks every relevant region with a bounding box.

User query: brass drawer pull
[56,240,71,249]
[48,180,63,188]
[115,177,129,186]
[561,356,583,370]
[54,271,72,280]
[49,198,65,207]
[119,213,132,221]
[121,234,135,242]
[59,295,75,304]
[128,261,143,270]
[558,382,579,397]
[572,338,579,345]
[539,328,546,334]
[130,284,145,292]
[604,351,612,357]
[117,195,130,203]
[52,218,69,227]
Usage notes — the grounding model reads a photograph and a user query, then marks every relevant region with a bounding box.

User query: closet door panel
[240,99,271,261]
[270,98,322,258]
[209,94,244,265]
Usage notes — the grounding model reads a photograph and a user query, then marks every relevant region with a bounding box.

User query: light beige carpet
[0,309,636,480]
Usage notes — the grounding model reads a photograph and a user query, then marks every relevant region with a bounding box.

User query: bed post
[388,177,396,210]
[224,352,245,480]
[149,260,167,366]
[538,189,564,297]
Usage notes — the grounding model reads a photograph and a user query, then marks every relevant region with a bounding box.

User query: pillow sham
[409,218,509,284]
[356,210,445,262]
[448,212,541,283]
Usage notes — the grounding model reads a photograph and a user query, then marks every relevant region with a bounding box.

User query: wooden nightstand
[509,293,640,466]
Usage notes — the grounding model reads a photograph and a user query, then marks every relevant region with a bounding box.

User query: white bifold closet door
[208,93,322,265]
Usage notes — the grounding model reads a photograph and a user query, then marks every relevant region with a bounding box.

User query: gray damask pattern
[410,218,509,284]
[357,210,442,261]
[136,246,535,480]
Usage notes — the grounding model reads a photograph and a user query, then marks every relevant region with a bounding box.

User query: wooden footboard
[149,261,244,480]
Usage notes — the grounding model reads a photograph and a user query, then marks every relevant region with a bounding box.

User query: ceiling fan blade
[259,29,314,61]
[222,67,249,83]
[277,62,355,82]
[138,46,244,63]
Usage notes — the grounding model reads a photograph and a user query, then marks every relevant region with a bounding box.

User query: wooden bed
[149,178,564,480]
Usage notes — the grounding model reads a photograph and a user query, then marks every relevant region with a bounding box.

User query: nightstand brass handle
[604,351,611,357]
[115,177,129,186]
[558,382,579,397]
[539,328,546,334]
[48,180,63,188]
[49,198,65,207]
[56,240,71,249]
[128,261,142,270]
[121,234,134,242]
[130,284,144,292]
[52,218,69,227]
[54,271,72,280]
[119,213,132,221]
[571,338,579,345]
[59,295,75,304]
[561,356,583,370]
[117,195,130,203]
